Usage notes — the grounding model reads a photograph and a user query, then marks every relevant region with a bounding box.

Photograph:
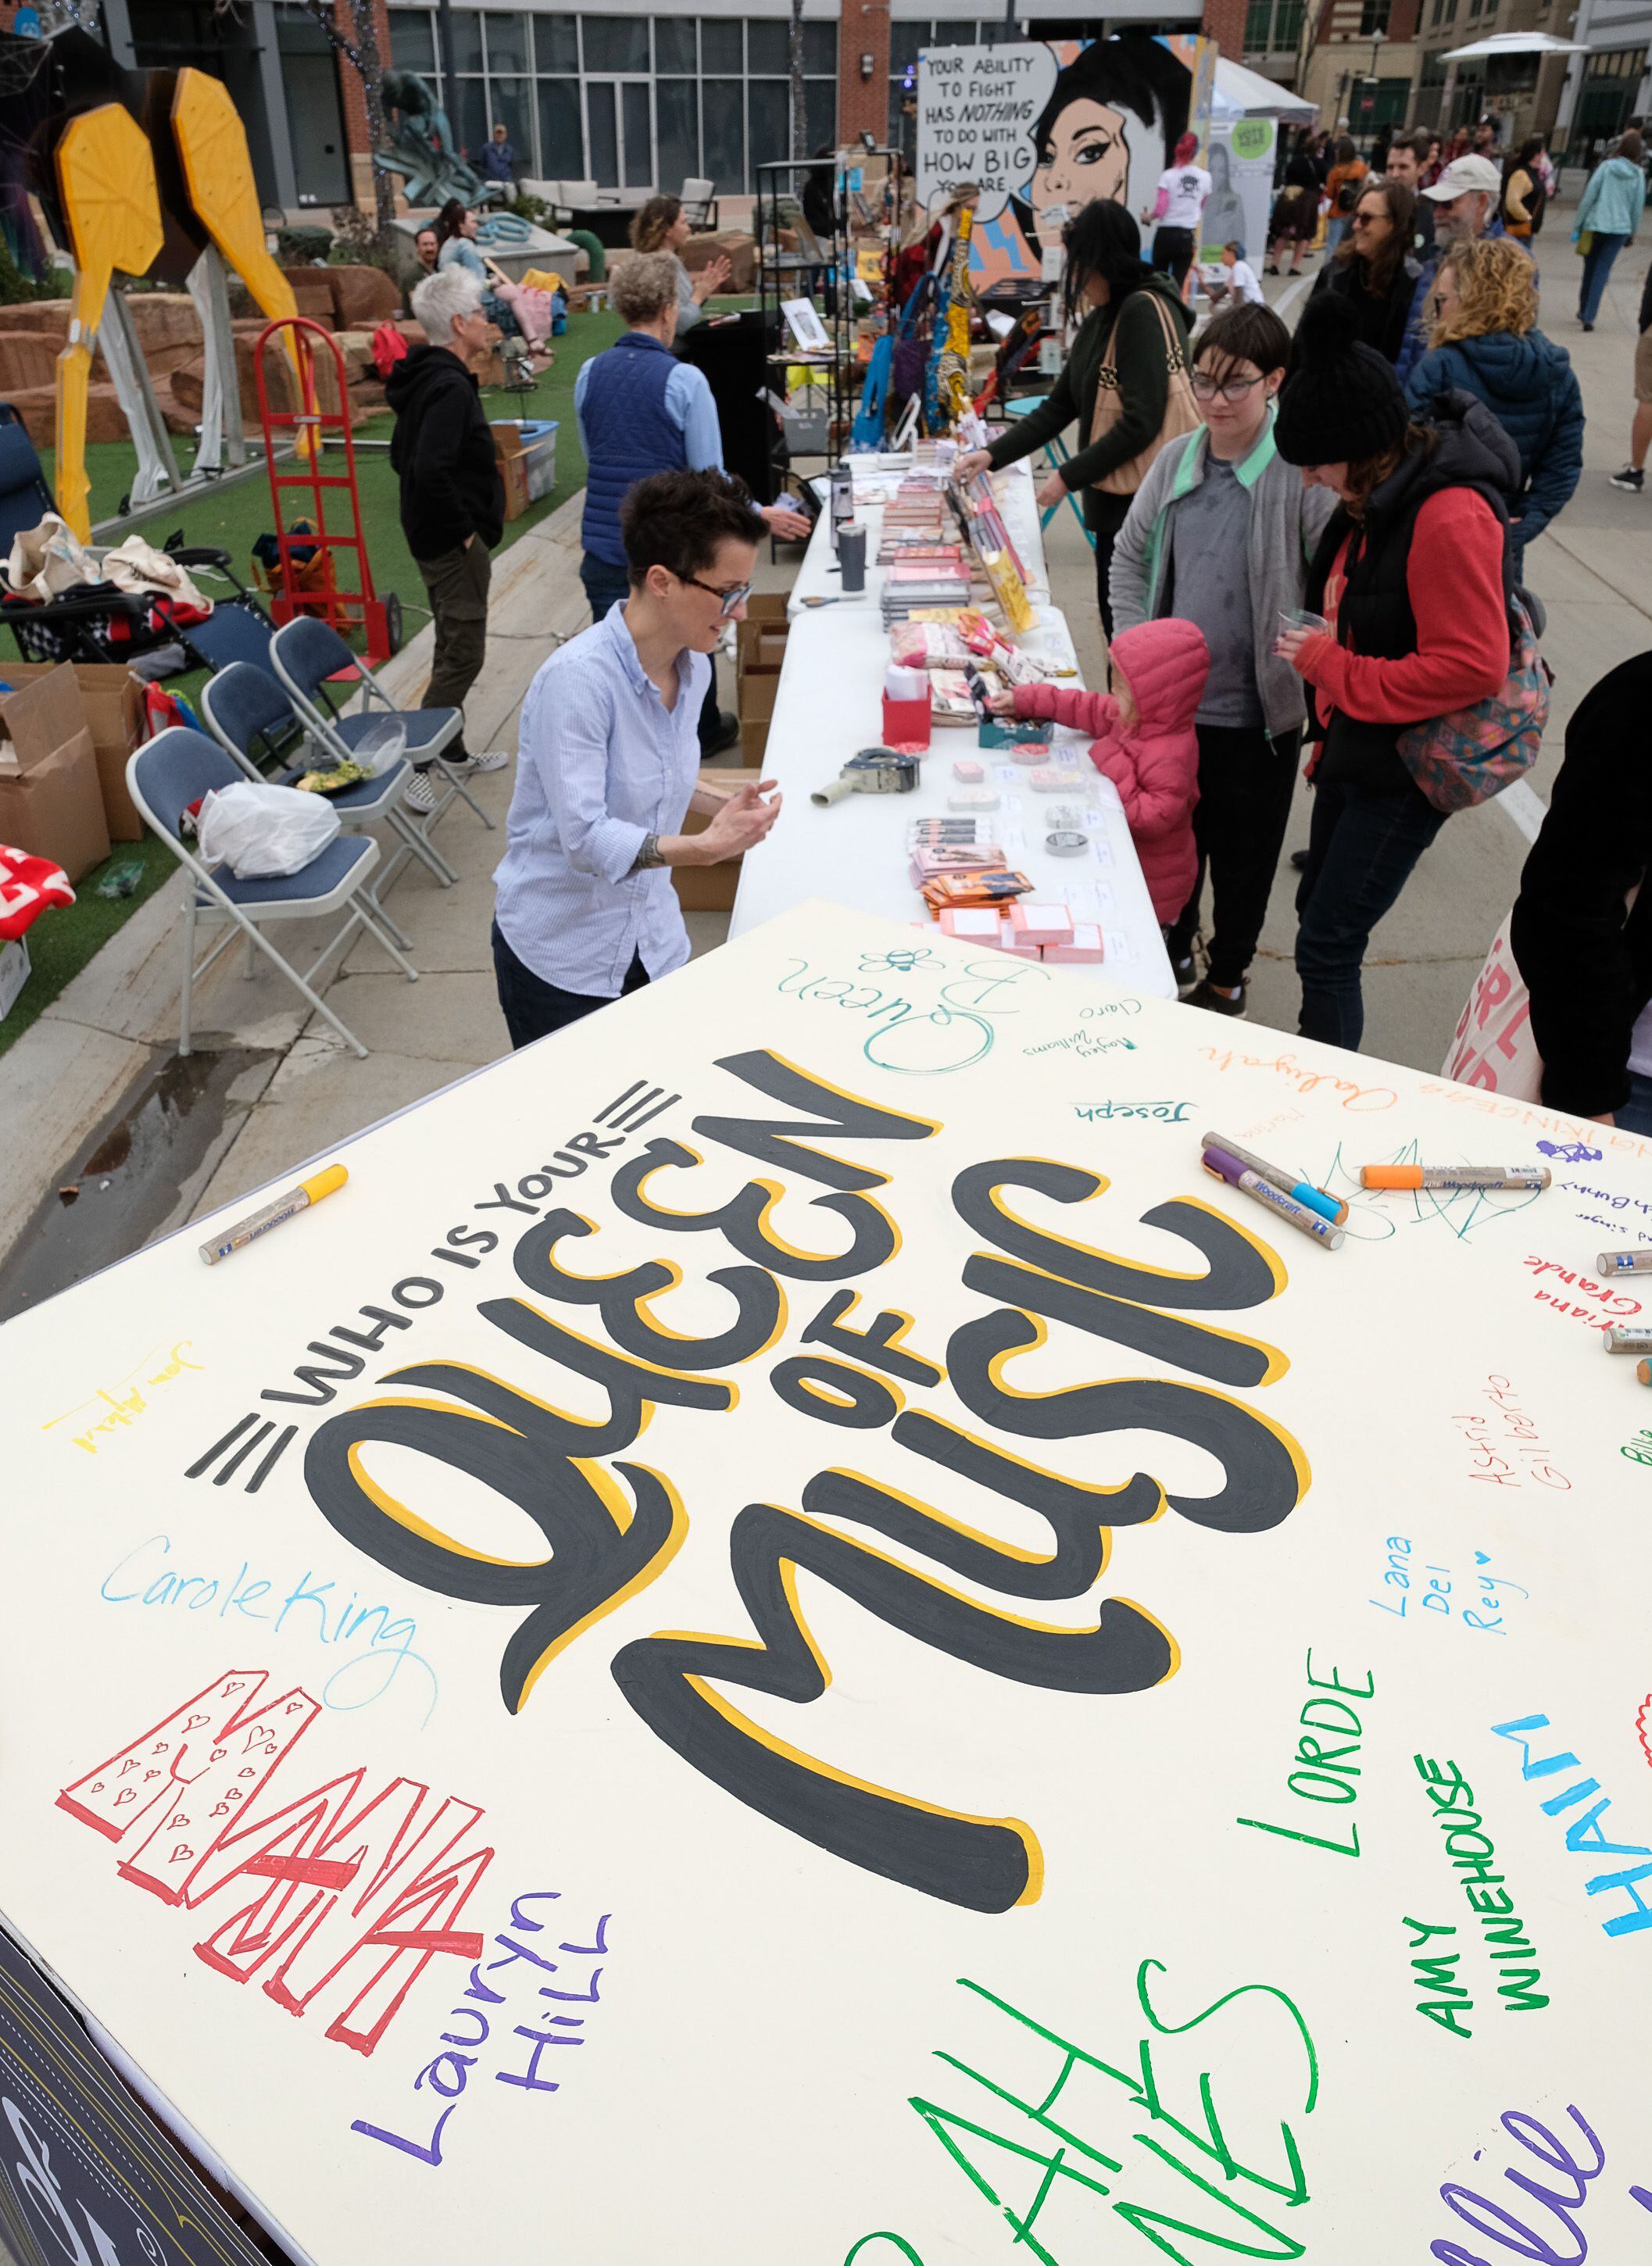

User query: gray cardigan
[1109,413,1336,741]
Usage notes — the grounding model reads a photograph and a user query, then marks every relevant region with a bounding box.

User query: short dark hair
[620,467,759,587]
[1390,127,1432,163]
[1196,301,1291,378]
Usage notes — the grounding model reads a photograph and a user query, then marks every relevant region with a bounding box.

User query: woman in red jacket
[1272,293,1518,1051]
[996,617,1209,924]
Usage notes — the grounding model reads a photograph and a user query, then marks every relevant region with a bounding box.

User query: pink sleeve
[1014,682,1118,736]
[1302,491,1510,724]
[1152,185,1171,220]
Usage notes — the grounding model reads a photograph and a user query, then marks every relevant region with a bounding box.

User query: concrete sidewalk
[2,209,1647,1303]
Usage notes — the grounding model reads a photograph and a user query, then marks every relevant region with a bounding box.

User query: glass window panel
[748,77,788,172]
[538,77,583,174]
[747,20,788,73]
[803,20,835,73]
[703,76,745,191]
[490,76,529,148]
[588,79,619,184]
[1276,1,1303,41]
[657,78,699,188]
[388,9,436,71]
[702,19,742,72]
[451,9,484,70]
[655,15,695,70]
[1244,0,1269,43]
[805,76,835,150]
[485,12,529,70]
[890,23,928,71]
[454,77,490,155]
[623,80,653,184]
[535,12,577,69]
[933,20,978,44]
[583,13,649,71]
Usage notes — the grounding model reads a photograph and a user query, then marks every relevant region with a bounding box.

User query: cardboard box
[0,667,111,882]
[490,419,558,520]
[738,719,769,767]
[736,592,788,681]
[739,669,780,727]
[673,765,758,913]
[0,660,142,840]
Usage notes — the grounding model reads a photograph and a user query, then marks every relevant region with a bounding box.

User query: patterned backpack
[1396,592,1549,814]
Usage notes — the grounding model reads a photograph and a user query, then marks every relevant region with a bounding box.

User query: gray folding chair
[127,727,419,1060]
[200,662,458,946]
[269,614,495,834]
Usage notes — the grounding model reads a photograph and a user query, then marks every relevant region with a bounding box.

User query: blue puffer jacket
[1403,327,1583,553]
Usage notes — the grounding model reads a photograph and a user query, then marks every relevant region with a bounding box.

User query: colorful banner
[916,35,1216,287]
[2,901,1650,2261]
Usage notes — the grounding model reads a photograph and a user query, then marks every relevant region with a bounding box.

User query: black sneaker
[1188,978,1246,1017]
[699,709,742,757]
[1611,465,1645,492]
[1171,952,1200,998]
[1289,847,1309,871]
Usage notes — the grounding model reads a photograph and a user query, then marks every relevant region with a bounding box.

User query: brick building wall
[838,0,893,145]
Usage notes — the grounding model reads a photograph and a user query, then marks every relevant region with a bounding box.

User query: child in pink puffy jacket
[999,618,1210,925]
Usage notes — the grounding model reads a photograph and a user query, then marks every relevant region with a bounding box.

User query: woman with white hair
[385,265,513,810]
[575,252,809,754]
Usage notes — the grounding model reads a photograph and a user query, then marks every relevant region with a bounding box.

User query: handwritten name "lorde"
[1238,1650,1375,1858]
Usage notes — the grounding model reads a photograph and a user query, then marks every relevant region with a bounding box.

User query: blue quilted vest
[580,332,684,567]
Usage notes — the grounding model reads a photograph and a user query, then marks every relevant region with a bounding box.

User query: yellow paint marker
[198,1164,348,1265]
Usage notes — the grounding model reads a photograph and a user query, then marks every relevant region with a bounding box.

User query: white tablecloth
[787,452,1052,614]
[730,486,1175,996]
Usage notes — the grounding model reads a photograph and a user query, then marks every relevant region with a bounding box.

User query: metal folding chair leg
[352,899,421,982]
[385,805,459,887]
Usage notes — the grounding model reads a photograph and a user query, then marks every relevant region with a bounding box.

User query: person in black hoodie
[1511,653,1652,1131]
[1311,177,1422,364]
[387,266,512,813]
[1271,292,1518,1050]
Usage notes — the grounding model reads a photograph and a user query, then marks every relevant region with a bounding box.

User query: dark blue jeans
[1295,778,1447,1051]
[1618,1070,1652,1137]
[1579,231,1628,324]
[492,920,648,1050]
[579,552,631,623]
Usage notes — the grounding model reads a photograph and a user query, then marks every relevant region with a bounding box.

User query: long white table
[731,459,1175,999]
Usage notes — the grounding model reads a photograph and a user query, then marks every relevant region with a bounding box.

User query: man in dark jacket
[1511,653,1652,1131]
[387,266,512,813]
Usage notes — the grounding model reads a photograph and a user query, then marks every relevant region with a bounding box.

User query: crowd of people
[387,127,1651,1123]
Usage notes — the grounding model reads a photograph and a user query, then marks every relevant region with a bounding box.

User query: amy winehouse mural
[916,33,1213,288]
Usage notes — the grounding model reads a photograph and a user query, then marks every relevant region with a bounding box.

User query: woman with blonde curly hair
[1403,232,1583,573]
[629,194,731,338]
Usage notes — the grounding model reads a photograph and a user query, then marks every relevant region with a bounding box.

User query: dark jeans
[492,920,649,1049]
[1295,777,1447,1050]
[1166,723,1300,988]
[1619,1070,1652,1137]
[1094,529,1117,640]
[581,550,722,749]
[416,538,492,763]
[1151,224,1196,289]
[1579,231,1628,324]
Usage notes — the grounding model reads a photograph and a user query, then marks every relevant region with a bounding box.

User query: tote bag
[1396,593,1548,815]
[1442,911,1543,1099]
[1089,294,1201,499]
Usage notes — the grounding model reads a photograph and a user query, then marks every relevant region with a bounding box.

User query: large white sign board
[3,899,1650,2265]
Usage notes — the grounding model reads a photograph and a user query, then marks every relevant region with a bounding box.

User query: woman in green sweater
[957,200,1193,636]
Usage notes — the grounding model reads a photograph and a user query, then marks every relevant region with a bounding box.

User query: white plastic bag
[1441,910,1543,1099]
[197,781,341,879]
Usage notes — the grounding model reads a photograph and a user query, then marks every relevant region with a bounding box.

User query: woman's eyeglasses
[1192,371,1264,402]
[1349,211,1386,228]
[681,574,753,617]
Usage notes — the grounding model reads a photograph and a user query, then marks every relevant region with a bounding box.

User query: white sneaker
[403,770,441,814]
[463,749,512,773]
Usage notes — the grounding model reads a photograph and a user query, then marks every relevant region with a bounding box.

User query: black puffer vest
[1303,391,1519,795]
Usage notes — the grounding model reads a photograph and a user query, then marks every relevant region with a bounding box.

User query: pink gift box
[1009,900,1074,949]
[1043,923,1106,964]
[939,907,1006,945]
[996,917,1042,960]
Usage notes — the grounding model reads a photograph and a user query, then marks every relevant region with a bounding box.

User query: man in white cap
[1395,153,1530,382]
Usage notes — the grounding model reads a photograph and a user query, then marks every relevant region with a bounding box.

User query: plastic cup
[1278,609,1330,637]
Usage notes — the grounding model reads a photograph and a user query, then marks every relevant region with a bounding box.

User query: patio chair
[0,404,277,671]
[681,177,720,231]
[199,662,457,942]
[127,727,419,1060]
[269,614,495,835]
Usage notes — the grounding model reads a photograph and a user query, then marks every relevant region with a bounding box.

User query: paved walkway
[1,202,1646,1296]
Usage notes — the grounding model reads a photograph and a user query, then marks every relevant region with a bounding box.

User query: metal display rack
[755,148,905,481]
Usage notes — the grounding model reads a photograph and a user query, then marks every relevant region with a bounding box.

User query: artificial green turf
[0,303,638,1061]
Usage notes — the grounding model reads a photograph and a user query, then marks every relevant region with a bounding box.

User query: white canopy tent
[1441,30,1587,59]
[1211,56,1320,120]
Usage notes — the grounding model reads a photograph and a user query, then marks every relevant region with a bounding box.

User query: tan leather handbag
[1088,292,1201,497]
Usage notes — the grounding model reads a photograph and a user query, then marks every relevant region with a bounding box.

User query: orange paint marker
[1360,1164,1550,1192]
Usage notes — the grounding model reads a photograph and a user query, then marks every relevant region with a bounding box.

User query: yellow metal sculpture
[170,70,297,338]
[53,104,163,540]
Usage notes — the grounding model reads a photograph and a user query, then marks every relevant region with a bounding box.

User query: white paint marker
[1604,1324,1652,1354]
[1599,1249,1652,1274]
[199,1165,349,1265]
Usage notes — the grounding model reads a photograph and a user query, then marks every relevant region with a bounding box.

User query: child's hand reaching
[986,688,1017,716]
